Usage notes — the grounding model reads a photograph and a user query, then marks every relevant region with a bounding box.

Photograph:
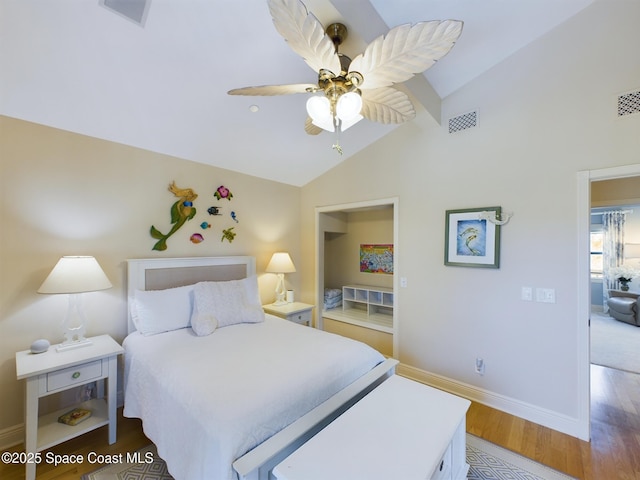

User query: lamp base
[273,291,287,306]
[57,337,92,352]
[273,273,287,306]
[57,323,91,352]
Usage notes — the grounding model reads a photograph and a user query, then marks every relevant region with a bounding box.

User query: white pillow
[132,285,194,336]
[190,275,265,334]
[191,313,218,337]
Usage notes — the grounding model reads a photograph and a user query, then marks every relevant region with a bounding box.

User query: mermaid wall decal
[150,182,198,251]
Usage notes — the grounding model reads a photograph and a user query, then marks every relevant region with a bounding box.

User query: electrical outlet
[521,286,533,301]
[475,358,485,375]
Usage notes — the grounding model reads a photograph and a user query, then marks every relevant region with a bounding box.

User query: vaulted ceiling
[0,0,595,186]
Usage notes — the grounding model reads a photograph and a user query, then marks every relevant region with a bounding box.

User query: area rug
[467,434,576,480]
[83,435,576,480]
[590,309,640,374]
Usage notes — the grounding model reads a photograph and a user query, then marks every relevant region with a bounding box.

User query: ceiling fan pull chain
[332,117,344,155]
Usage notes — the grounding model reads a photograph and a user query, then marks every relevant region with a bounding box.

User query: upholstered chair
[607,290,640,326]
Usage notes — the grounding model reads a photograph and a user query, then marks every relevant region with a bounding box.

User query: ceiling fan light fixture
[338,113,363,132]
[306,95,335,132]
[307,92,363,133]
[336,91,362,121]
[230,0,463,151]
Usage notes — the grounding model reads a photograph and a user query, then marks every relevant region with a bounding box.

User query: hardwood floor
[1,364,638,479]
[467,364,640,479]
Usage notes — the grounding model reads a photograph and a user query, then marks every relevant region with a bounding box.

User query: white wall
[300,0,640,438]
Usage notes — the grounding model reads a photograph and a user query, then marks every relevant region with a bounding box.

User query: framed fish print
[444,206,501,268]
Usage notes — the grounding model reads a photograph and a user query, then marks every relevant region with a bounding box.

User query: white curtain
[602,211,626,311]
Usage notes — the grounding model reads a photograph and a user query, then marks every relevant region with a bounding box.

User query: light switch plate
[536,288,556,303]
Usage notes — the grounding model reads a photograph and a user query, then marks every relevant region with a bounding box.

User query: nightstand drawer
[290,310,312,325]
[47,360,102,392]
[263,303,314,326]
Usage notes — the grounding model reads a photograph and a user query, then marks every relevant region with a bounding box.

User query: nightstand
[15,334,124,480]
[263,302,315,326]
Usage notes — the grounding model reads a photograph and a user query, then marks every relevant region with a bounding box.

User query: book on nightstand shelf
[58,408,92,426]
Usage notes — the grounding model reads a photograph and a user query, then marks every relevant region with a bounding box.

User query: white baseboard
[396,363,584,439]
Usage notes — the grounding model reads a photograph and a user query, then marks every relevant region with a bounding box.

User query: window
[591,231,603,277]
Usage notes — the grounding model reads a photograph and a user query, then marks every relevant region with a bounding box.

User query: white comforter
[123,315,384,480]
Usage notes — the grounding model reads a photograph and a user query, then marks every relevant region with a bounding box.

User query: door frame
[315,197,399,358]
[577,163,640,441]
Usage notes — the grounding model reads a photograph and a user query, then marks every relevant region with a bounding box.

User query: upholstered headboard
[126,256,256,334]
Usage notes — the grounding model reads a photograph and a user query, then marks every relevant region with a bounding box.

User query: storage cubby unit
[324,285,393,333]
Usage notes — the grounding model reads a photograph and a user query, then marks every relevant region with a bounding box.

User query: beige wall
[0,116,301,439]
[300,0,640,437]
[324,208,394,290]
[592,177,640,206]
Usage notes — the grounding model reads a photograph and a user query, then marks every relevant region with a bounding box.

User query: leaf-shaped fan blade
[305,117,323,135]
[268,0,341,75]
[361,87,416,124]
[228,84,317,96]
[349,20,463,90]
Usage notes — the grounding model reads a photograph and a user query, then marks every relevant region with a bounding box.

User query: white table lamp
[266,252,296,305]
[38,256,112,351]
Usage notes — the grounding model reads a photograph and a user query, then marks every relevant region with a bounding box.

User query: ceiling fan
[228,0,463,153]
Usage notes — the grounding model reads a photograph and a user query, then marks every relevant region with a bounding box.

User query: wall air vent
[448,111,477,134]
[618,90,640,117]
[100,0,151,26]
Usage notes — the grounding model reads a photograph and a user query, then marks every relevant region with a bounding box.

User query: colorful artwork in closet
[360,244,393,274]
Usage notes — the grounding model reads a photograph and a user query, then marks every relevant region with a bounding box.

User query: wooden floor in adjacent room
[1,364,638,479]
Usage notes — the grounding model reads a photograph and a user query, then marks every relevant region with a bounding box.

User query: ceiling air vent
[618,90,640,117]
[448,111,477,134]
[100,0,151,26]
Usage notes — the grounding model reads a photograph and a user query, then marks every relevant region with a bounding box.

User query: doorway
[590,181,640,374]
[578,163,640,441]
[315,197,399,358]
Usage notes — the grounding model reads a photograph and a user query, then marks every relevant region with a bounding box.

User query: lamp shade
[265,252,296,274]
[38,256,113,294]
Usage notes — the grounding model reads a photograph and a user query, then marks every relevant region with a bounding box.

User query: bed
[123,256,398,480]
